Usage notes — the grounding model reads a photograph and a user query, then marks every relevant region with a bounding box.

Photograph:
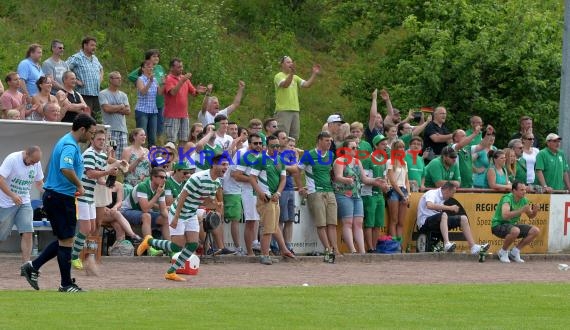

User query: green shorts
[362,194,385,228]
[224,194,243,221]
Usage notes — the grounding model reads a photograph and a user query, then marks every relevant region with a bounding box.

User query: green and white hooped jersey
[169,170,221,220]
[78,147,107,204]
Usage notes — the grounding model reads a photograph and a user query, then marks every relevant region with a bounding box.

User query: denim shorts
[387,187,408,202]
[335,194,364,220]
[0,203,33,240]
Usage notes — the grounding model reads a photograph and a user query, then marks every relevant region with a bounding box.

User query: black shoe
[367,249,376,254]
[20,261,40,290]
[58,278,86,293]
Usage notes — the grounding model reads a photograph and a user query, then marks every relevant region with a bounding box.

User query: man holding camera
[491,181,540,263]
[99,71,130,159]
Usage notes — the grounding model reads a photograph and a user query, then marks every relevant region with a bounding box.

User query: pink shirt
[0,90,24,111]
[163,74,197,119]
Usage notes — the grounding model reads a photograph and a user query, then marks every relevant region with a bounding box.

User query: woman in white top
[386,140,410,241]
[521,132,539,184]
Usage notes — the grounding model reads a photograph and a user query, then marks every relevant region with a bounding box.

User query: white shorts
[168,209,205,235]
[242,190,260,221]
[77,201,96,221]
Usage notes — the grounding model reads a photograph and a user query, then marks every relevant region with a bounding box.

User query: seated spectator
[405,136,426,191]
[30,76,58,121]
[122,128,151,188]
[100,181,142,244]
[198,80,245,126]
[42,103,61,122]
[417,181,490,254]
[120,167,170,242]
[511,116,540,149]
[535,133,570,192]
[1,72,26,120]
[451,126,482,188]
[520,132,539,185]
[423,106,452,157]
[6,109,22,120]
[484,149,511,191]
[424,146,461,188]
[472,126,496,188]
[491,181,539,263]
[56,71,89,123]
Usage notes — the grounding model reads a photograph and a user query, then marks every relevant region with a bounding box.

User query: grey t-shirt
[99,88,129,133]
[41,57,69,93]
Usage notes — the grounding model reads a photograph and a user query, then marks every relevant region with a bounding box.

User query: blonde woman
[521,132,539,185]
[504,148,517,183]
[386,140,410,242]
[122,128,151,188]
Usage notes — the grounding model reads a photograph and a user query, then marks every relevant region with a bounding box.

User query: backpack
[109,240,134,256]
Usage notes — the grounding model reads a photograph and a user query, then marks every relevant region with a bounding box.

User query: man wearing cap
[424,146,461,188]
[326,114,345,157]
[535,133,570,192]
[274,56,320,141]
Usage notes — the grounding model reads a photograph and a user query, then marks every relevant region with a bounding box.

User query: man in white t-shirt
[197,80,245,126]
[0,146,44,262]
[416,181,489,255]
[213,114,236,154]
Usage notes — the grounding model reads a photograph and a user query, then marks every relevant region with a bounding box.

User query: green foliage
[340,0,563,146]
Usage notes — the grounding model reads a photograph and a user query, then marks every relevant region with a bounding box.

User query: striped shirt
[169,170,221,220]
[66,50,102,96]
[135,75,159,114]
[78,147,107,204]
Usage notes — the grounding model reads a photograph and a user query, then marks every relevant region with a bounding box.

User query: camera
[109,139,117,151]
[413,111,422,121]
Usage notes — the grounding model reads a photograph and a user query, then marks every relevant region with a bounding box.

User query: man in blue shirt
[21,114,97,292]
[17,44,44,98]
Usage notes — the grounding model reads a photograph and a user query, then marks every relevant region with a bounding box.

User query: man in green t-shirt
[451,126,481,188]
[273,56,320,140]
[491,181,539,263]
[535,133,570,192]
[424,146,461,188]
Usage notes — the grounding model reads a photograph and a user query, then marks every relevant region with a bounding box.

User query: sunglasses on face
[154,175,167,179]
[251,141,263,145]
[182,171,191,175]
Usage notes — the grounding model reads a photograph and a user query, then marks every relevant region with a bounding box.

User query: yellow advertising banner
[401,192,550,254]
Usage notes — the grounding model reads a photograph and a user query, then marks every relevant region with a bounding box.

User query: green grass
[1,284,569,329]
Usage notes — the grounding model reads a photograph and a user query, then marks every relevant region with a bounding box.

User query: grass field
[1,283,569,329]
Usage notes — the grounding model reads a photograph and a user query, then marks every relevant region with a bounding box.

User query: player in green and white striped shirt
[137,154,229,281]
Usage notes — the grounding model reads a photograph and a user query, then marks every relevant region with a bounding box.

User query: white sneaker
[509,248,525,263]
[498,249,511,263]
[444,242,456,252]
[471,244,481,255]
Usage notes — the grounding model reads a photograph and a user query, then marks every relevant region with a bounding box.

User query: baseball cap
[164,142,177,150]
[441,146,457,158]
[372,134,388,146]
[546,133,562,141]
[327,114,345,124]
[173,161,194,171]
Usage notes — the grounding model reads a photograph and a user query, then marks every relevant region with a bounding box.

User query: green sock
[149,239,181,253]
[71,232,86,260]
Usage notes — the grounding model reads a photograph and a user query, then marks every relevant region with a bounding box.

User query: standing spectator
[451,126,482,188]
[99,71,130,159]
[128,49,166,137]
[274,56,320,140]
[484,150,511,191]
[198,80,245,126]
[511,116,540,149]
[472,127,497,188]
[21,114,96,292]
[41,40,69,94]
[386,140,410,242]
[520,132,539,185]
[508,139,528,184]
[122,128,151,188]
[213,114,234,152]
[491,181,539,263]
[504,148,518,183]
[350,122,372,153]
[535,133,570,192]
[397,115,430,149]
[17,44,44,98]
[326,114,345,156]
[66,36,103,121]
[298,131,339,261]
[0,146,44,263]
[423,106,452,156]
[30,76,58,121]
[56,71,89,123]
[163,58,207,145]
[1,72,26,120]
[135,60,162,147]
[263,117,279,140]
[465,116,483,147]
[424,146,461,188]
[365,89,384,143]
[406,136,427,191]
[228,122,239,139]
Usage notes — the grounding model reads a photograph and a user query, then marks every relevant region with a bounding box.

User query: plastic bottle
[32,233,39,256]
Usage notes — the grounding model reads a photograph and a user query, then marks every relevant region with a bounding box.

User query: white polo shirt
[416,188,445,228]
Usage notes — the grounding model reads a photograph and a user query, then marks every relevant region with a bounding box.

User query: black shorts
[420,213,462,232]
[43,189,77,240]
[491,224,532,239]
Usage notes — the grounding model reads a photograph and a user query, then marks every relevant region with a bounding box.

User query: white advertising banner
[547,194,570,252]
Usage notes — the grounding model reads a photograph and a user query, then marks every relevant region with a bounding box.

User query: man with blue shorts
[21,114,96,292]
[0,146,44,263]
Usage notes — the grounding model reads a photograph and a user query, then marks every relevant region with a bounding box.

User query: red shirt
[163,74,197,119]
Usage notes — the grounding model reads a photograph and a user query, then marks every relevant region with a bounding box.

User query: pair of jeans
[135,111,157,147]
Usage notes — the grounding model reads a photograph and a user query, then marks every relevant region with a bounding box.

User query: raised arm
[301,64,320,88]
[225,80,245,116]
[368,89,380,131]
